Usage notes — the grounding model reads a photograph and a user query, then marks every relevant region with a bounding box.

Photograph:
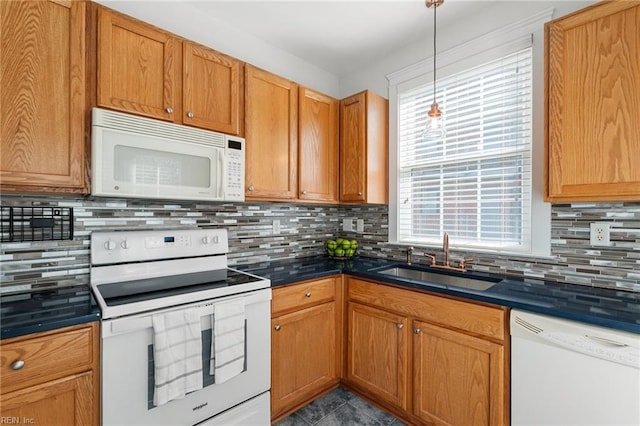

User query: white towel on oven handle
[210,298,245,383]
[152,309,203,406]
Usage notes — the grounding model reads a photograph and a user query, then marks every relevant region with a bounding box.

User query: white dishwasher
[511,310,640,426]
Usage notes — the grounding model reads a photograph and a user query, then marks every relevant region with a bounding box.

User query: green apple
[335,248,345,257]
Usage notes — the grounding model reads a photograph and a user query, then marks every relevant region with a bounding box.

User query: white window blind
[398,47,533,252]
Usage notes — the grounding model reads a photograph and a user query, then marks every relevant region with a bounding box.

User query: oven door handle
[107,304,214,336]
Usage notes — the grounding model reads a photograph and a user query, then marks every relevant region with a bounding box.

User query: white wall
[94,0,341,98]
[339,1,596,99]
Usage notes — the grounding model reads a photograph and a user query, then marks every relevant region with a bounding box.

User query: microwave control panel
[224,137,245,201]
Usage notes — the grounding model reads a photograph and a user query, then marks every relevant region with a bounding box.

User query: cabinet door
[546,2,640,201]
[245,65,298,200]
[346,302,408,410]
[0,372,94,426]
[1,0,86,192]
[413,320,506,426]
[271,302,337,418]
[298,87,339,203]
[183,42,242,134]
[98,8,177,121]
[339,92,367,202]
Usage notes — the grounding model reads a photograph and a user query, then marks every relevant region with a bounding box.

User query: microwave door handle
[218,150,224,198]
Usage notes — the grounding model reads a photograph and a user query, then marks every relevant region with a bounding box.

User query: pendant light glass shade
[424,100,445,139]
[423,0,445,141]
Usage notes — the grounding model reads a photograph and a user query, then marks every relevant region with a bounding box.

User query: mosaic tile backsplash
[1,195,639,293]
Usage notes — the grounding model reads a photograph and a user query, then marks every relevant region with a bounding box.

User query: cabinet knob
[248,184,254,192]
[165,107,173,114]
[396,323,404,329]
[274,325,281,331]
[11,360,25,370]
[414,328,421,334]
[186,111,194,118]
[305,292,311,298]
[357,191,363,196]
[301,190,307,195]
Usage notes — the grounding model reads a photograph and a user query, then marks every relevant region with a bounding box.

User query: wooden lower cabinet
[413,320,506,426]
[346,302,408,410]
[271,276,342,421]
[1,372,95,425]
[344,277,509,426]
[0,322,100,425]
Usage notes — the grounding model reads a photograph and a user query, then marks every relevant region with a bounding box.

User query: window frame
[387,10,553,257]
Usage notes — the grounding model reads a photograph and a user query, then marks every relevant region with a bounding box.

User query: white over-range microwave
[91,108,245,202]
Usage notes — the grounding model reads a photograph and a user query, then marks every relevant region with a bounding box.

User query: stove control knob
[202,236,211,244]
[121,240,129,249]
[104,240,117,250]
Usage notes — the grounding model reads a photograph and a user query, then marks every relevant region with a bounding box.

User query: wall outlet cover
[590,222,611,246]
[342,218,354,232]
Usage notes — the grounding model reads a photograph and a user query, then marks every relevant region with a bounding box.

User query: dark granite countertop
[1,285,101,340]
[4,256,638,340]
[239,256,640,335]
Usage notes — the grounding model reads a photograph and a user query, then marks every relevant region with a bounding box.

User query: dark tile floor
[274,387,406,426]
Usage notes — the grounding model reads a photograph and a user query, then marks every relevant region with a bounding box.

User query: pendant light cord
[433,3,437,103]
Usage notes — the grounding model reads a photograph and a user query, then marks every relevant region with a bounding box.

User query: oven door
[100,289,271,426]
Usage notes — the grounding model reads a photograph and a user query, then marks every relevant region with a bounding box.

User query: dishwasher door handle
[586,334,629,347]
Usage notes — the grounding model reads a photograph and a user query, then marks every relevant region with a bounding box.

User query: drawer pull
[396,323,404,329]
[305,292,312,298]
[11,360,25,370]
[274,325,281,331]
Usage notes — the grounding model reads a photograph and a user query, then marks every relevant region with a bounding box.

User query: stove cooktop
[92,267,270,320]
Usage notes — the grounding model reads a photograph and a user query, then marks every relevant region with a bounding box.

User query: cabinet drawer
[1,323,96,393]
[272,277,338,316]
[347,278,506,341]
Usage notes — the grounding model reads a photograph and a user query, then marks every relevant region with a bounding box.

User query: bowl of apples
[326,237,358,259]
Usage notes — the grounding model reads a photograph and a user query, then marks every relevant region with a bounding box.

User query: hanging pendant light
[423,0,445,140]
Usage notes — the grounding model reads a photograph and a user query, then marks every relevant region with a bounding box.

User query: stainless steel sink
[377,266,498,291]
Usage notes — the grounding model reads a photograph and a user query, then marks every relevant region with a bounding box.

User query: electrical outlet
[356,219,364,233]
[272,219,280,234]
[342,218,354,232]
[590,222,610,246]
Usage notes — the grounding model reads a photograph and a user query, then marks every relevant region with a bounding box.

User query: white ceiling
[183,0,489,75]
[102,0,491,77]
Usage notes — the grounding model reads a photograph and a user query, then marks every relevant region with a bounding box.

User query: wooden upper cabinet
[1,0,87,193]
[245,64,298,200]
[183,41,242,135]
[340,90,388,204]
[97,7,177,121]
[545,1,640,201]
[298,87,339,203]
[96,7,243,134]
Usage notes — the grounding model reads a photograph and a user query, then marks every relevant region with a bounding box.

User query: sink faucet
[406,246,414,265]
[443,232,450,266]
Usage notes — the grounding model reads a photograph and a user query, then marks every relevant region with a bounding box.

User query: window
[397,47,533,252]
